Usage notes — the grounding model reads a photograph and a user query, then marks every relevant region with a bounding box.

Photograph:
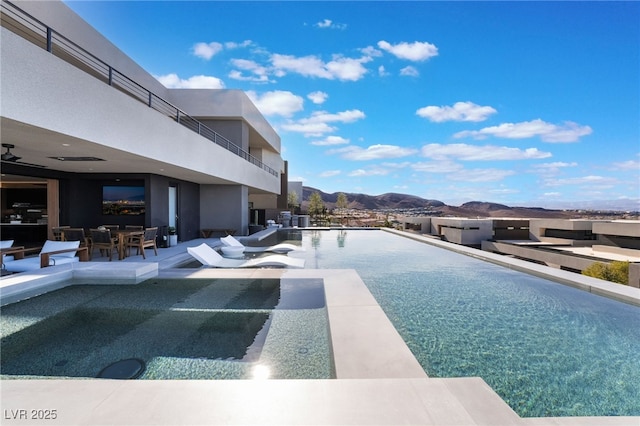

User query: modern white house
[1,0,287,246]
[399,215,640,287]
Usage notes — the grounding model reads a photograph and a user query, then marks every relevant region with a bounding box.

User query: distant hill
[302,187,445,210]
[300,187,581,218]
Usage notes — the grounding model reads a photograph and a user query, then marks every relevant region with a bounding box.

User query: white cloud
[192,42,223,60]
[378,65,389,77]
[377,40,438,61]
[316,19,333,28]
[319,170,341,177]
[315,19,346,30]
[454,119,592,143]
[326,56,372,81]
[348,167,391,177]
[306,110,366,124]
[281,122,336,136]
[447,168,516,182]
[360,46,383,58]
[193,40,251,60]
[270,54,331,78]
[400,66,419,77]
[421,143,552,161]
[416,101,497,123]
[155,73,224,89]
[535,161,578,169]
[381,161,411,169]
[328,144,418,161]
[224,40,252,49]
[246,90,303,117]
[229,59,270,83]
[411,161,464,173]
[612,159,640,170]
[307,91,328,104]
[311,136,350,146]
[544,175,618,187]
[489,187,520,196]
[270,53,370,81]
[229,70,270,83]
[544,192,562,198]
[282,109,365,136]
[532,162,578,174]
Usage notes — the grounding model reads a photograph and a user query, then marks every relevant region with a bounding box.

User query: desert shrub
[582,261,629,285]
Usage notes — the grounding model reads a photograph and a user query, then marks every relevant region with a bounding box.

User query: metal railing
[1,0,278,177]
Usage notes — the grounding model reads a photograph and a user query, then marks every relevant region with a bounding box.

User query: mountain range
[300,187,639,218]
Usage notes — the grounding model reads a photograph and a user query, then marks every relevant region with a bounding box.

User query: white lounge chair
[187,243,305,269]
[1,239,16,267]
[3,240,84,273]
[220,235,305,253]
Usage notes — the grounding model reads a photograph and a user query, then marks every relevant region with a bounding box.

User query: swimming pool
[1,278,333,380]
[285,229,640,418]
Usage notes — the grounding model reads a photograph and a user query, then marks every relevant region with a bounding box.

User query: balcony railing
[1,0,278,177]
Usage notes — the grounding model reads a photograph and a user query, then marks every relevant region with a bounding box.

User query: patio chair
[52,226,70,241]
[125,227,158,259]
[125,225,144,231]
[90,228,117,261]
[187,243,305,269]
[220,235,305,253]
[101,225,121,245]
[3,240,86,273]
[61,228,90,249]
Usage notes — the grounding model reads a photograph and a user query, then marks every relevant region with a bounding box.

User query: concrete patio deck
[1,231,638,425]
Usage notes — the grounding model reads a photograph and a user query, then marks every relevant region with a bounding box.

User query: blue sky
[64,1,639,209]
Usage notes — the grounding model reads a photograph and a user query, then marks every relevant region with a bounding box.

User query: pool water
[1,278,333,380]
[287,229,640,417]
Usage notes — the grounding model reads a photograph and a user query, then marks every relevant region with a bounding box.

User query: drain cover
[97,358,146,379]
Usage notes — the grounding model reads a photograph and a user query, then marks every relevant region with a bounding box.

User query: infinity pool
[285,229,640,418]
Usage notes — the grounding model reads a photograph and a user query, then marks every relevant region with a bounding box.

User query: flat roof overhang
[0,117,274,192]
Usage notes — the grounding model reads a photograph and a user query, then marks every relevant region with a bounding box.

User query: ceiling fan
[1,143,21,162]
[1,143,46,168]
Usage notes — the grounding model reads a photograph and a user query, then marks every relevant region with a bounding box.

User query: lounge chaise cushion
[220,235,305,253]
[187,243,305,269]
[41,240,80,258]
[3,240,81,273]
[1,239,15,265]
[0,240,14,249]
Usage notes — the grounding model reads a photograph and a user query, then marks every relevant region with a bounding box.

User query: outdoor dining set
[52,225,158,261]
[1,225,158,274]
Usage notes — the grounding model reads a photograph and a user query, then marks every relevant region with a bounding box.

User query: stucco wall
[13,0,168,97]
[167,89,281,153]
[1,28,279,194]
[199,120,249,152]
[199,185,249,235]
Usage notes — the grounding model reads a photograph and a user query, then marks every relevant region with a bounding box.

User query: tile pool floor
[1,231,639,425]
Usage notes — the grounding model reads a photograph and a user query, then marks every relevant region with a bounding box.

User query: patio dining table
[113,230,144,260]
